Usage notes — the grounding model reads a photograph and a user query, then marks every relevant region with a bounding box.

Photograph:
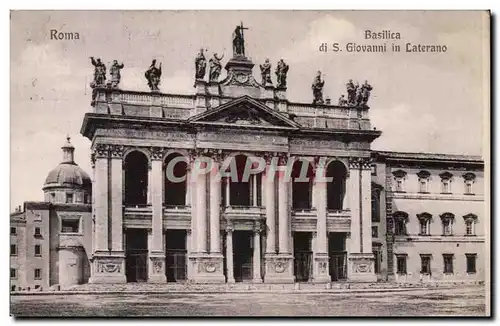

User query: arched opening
[164,153,187,206]
[292,159,313,209]
[228,155,251,206]
[124,151,149,206]
[326,161,347,211]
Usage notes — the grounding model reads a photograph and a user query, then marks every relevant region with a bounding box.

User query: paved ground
[10,285,486,317]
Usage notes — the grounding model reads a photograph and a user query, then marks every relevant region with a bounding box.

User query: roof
[43,162,91,190]
[373,150,484,165]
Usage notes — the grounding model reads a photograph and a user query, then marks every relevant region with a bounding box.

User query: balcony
[163,205,191,219]
[291,208,317,219]
[223,205,264,221]
[327,209,351,219]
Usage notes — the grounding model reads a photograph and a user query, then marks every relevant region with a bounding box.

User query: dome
[43,136,91,190]
[44,163,91,189]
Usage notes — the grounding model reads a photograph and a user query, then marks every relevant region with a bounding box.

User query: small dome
[44,163,91,189]
[43,136,91,190]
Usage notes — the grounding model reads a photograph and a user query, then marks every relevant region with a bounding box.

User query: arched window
[124,151,149,206]
[164,153,187,206]
[292,159,314,210]
[326,161,347,211]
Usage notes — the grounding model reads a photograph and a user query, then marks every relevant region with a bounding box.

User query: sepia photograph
[9,10,490,317]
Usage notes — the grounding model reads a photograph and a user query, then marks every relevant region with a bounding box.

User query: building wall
[24,206,51,290]
[10,221,26,291]
[388,165,485,283]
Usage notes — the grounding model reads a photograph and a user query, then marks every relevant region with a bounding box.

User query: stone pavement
[11,280,484,295]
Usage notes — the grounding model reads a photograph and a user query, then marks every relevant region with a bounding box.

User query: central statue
[232,22,249,57]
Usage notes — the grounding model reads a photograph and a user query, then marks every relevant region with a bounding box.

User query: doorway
[293,232,312,282]
[233,231,253,282]
[329,232,347,281]
[125,228,148,282]
[166,230,187,282]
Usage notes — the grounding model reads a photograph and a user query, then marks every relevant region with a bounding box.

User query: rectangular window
[34,244,41,256]
[394,220,406,236]
[419,220,429,235]
[371,226,378,238]
[34,227,41,237]
[443,254,454,274]
[466,221,474,236]
[441,180,451,193]
[11,285,16,292]
[371,164,377,176]
[465,181,473,194]
[443,220,453,236]
[10,268,16,278]
[373,249,381,274]
[10,244,17,256]
[466,254,477,273]
[419,180,427,193]
[84,194,89,204]
[50,193,56,202]
[396,255,407,274]
[61,218,80,233]
[34,269,41,280]
[66,193,74,204]
[10,227,16,235]
[420,255,431,274]
[395,179,403,192]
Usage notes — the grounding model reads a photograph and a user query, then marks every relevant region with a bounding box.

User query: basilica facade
[10,30,485,290]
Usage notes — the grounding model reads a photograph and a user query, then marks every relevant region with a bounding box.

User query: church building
[10,26,485,290]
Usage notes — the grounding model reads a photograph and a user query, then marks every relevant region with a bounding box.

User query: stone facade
[10,33,486,291]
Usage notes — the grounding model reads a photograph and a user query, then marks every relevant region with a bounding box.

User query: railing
[291,208,317,219]
[224,205,263,219]
[327,209,351,218]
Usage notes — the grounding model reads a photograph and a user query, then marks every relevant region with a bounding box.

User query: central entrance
[125,228,148,282]
[293,232,313,282]
[233,231,253,282]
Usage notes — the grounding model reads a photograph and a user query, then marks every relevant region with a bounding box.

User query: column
[253,229,262,282]
[348,159,361,253]
[185,167,191,206]
[210,159,221,254]
[361,162,372,254]
[94,146,109,252]
[147,167,152,205]
[315,166,327,255]
[278,165,289,254]
[149,148,166,283]
[110,147,123,253]
[264,165,276,254]
[186,229,192,280]
[313,159,330,282]
[151,158,164,253]
[347,157,376,282]
[196,159,208,253]
[226,229,235,283]
[189,159,197,252]
[225,177,231,207]
[252,174,258,206]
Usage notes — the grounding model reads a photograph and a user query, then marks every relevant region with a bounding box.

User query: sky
[10,10,489,208]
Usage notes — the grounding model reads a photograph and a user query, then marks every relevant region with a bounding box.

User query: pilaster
[148,147,166,283]
[312,157,330,283]
[347,157,376,282]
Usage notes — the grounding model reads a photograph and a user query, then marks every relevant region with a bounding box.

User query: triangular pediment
[188,96,300,130]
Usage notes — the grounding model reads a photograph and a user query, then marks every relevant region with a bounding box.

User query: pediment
[188,96,300,130]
